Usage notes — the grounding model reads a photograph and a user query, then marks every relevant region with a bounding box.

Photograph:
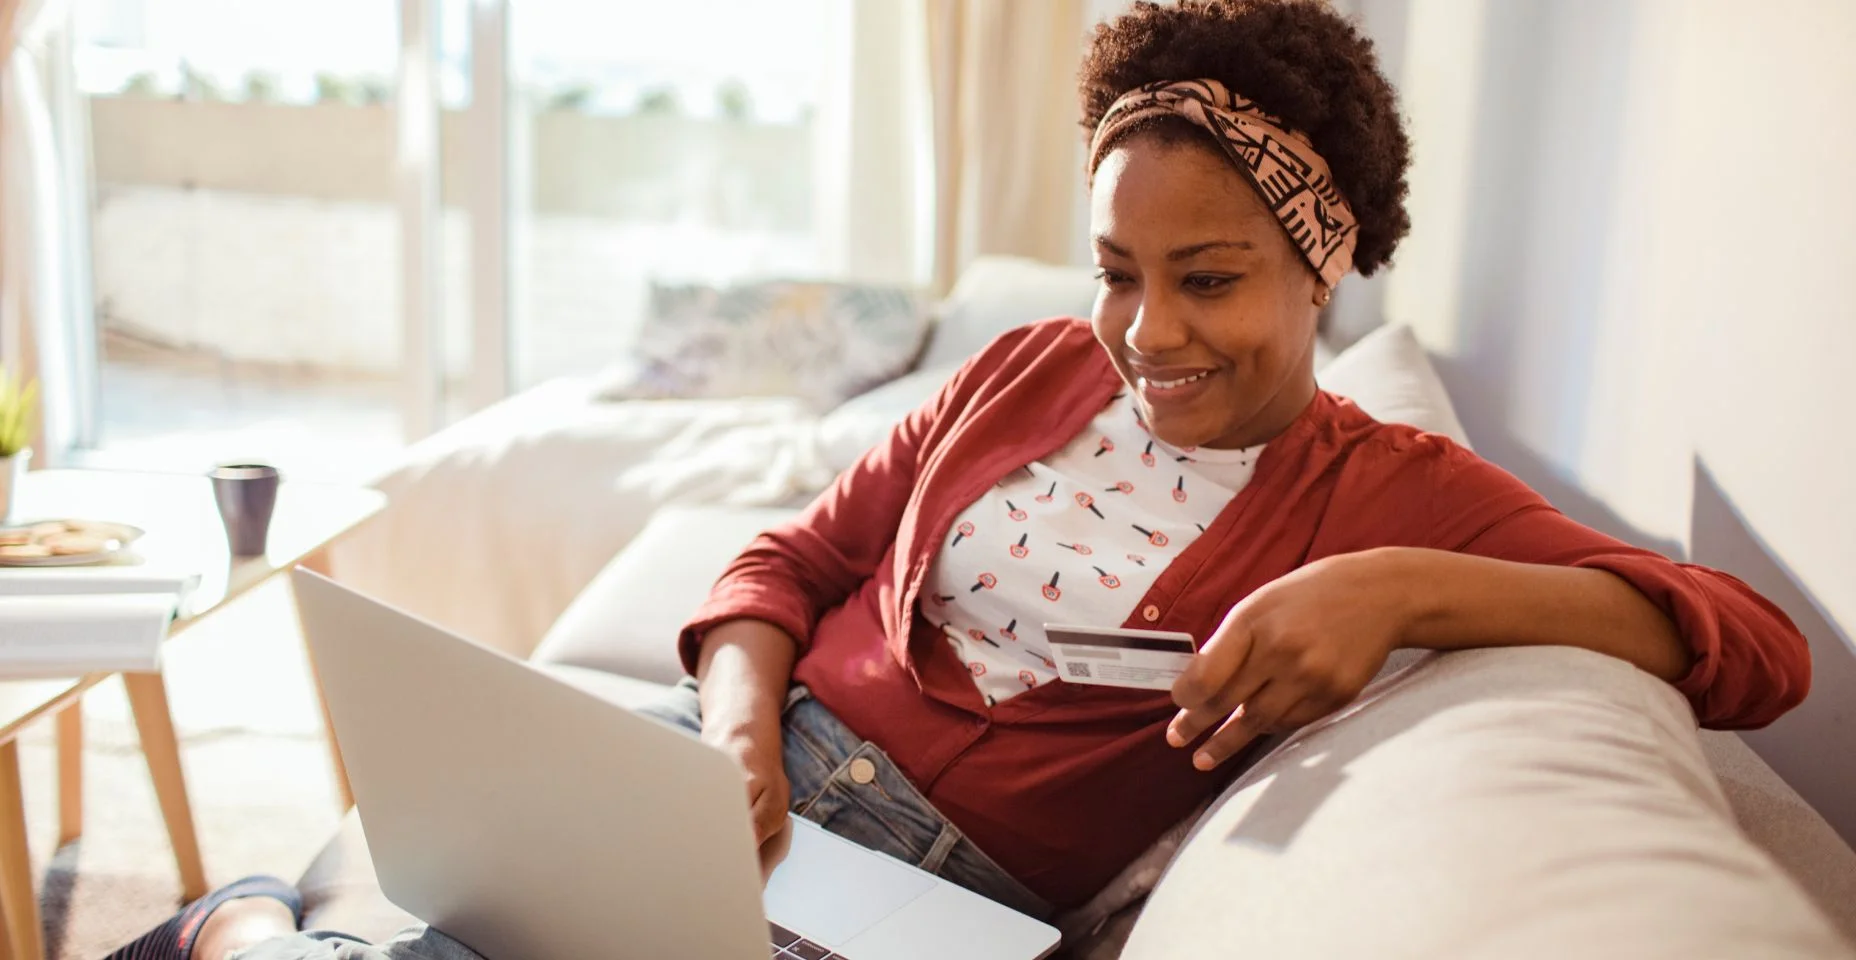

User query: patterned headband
[1088,79,1359,288]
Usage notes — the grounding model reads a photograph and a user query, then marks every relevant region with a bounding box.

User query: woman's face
[1089,135,1323,450]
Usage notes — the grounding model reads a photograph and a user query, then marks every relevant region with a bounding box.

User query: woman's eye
[1184,274,1237,292]
[1094,268,1133,287]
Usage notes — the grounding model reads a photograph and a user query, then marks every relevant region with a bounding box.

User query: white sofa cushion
[918,257,1100,370]
[815,364,959,474]
[1124,646,1855,959]
[529,505,801,684]
[1316,323,1471,447]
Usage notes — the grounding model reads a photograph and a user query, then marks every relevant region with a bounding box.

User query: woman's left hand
[1167,548,1412,770]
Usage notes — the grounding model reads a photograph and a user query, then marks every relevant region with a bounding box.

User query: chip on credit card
[1045,624,1196,691]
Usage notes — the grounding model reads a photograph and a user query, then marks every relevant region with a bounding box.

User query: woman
[113,1,1808,957]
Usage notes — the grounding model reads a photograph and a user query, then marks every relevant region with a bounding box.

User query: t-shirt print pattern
[923,392,1263,706]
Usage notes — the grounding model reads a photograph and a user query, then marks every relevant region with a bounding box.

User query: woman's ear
[1313,284,1332,307]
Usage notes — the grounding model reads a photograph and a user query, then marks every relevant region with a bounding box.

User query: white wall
[1384,0,1856,839]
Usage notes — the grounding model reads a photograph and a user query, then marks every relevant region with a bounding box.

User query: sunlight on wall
[1382,0,1856,834]
[1380,0,1484,356]
[1387,0,1856,609]
[1641,2,1856,635]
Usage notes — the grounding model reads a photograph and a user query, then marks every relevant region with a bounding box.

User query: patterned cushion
[596,279,931,412]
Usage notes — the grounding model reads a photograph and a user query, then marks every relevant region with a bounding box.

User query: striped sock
[104,875,303,960]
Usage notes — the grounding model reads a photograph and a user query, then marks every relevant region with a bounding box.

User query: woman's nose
[1125,295,1190,356]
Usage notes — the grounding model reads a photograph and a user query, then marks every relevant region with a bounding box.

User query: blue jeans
[232,679,1051,959]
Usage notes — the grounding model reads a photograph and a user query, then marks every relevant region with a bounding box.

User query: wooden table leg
[0,884,14,960]
[0,740,43,960]
[122,672,208,900]
[56,705,81,845]
[296,549,355,811]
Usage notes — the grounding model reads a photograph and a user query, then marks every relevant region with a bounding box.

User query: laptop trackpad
[764,818,936,946]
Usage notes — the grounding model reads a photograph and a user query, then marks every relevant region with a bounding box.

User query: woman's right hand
[704,721,791,847]
[695,618,803,879]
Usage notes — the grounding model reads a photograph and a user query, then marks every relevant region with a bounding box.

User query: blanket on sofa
[329,379,835,658]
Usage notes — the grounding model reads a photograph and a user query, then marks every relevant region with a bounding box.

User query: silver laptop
[292,568,1060,960]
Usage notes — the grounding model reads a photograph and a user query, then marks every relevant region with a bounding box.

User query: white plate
[0,519,147,567]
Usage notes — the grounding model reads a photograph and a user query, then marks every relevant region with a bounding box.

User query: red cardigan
[678,318,1810,909]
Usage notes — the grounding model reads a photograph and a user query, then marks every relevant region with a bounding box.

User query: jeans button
[848,757,878,785]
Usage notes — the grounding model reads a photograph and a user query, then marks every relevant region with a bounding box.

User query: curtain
[0,0,33,410]
[925,0,1086,294]
[809,0,935,287]
[1,0,92,464]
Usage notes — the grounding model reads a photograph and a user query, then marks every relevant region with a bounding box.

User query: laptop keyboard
[770,921,852,959]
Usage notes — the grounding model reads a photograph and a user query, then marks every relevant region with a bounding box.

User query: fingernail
[1193,751,1214,770]
[1165,727,1184,747]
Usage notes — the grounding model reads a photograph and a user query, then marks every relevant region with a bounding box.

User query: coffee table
[0,469,384,959]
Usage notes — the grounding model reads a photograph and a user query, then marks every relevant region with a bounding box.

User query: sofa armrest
[1128,646,1856,958]
[529,505,802,683]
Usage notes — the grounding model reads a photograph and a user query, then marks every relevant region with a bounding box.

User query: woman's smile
[1131,363,1222,409]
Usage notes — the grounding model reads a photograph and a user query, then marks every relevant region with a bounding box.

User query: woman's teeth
[1146,372,1211,389]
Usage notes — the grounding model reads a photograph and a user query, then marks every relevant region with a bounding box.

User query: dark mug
[211,464,280,557]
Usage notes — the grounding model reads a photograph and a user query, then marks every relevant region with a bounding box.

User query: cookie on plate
[0,544,52,559]
[0,529,29,546]
[43,533,107,556]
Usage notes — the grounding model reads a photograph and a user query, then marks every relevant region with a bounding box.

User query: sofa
[309,258,1856,957]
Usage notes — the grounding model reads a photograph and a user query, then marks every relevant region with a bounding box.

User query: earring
[1315,286,1332,307]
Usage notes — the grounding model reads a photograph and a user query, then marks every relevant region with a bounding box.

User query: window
[52,0,925,472]
[73,0,432,480]
[509,0,836,388]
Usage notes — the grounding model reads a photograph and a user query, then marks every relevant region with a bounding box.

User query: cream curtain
[812,0,936,287]
[1,0,89,463]
[925,0,1087,294]
[0,0,34,395]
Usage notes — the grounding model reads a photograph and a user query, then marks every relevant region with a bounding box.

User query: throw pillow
[1315,323,1471,448]
[918,257,1100,370]
[595,279,931,412]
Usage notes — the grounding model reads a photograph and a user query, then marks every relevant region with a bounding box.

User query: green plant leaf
[0,371,38,457]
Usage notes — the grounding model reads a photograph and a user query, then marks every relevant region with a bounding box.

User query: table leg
[0,889,13,960]
[0,740,43,960]
[296,549,355,811]
[123,672,209,900]
[56,705,81,845]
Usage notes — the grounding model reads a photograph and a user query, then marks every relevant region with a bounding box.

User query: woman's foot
[191,894,299,960]
[105,876,303,960]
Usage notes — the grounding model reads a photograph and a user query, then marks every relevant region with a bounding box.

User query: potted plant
[0,369,36,522]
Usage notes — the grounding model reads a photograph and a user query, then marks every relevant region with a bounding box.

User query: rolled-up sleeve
[1423,440,1810,729]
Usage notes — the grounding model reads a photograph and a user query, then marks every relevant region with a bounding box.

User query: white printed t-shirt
[921,391,1262,705]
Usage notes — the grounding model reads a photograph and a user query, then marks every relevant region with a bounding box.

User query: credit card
[1044,624,1196,691]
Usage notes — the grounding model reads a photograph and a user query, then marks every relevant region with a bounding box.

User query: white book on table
[0,593,176,677]
[0,567,200,599]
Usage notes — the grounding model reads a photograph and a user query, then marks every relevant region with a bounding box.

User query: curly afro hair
[1079,0,1411,276]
